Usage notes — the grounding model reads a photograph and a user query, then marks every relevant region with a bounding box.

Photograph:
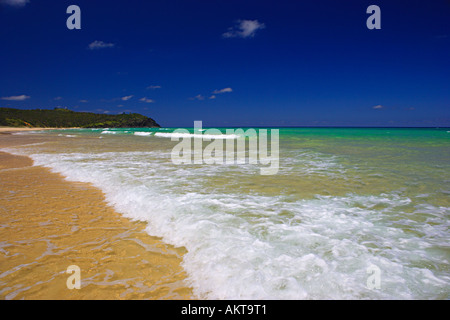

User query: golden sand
[0,133,194,300]
[0,127,64,133]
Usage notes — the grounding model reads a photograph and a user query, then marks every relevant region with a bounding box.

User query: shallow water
[4,127,449,299]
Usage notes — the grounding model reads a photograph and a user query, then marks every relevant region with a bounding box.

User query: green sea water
[6,127,450,299]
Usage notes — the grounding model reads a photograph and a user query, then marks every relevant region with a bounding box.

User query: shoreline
[0,134,194,300]
[0,127,80,134]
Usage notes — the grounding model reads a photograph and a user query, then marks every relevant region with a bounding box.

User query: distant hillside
[0,108,160,128]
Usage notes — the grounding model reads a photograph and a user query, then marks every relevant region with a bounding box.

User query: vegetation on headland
[0,107,160,128]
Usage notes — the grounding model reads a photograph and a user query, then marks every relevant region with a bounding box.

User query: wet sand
[0,133,193,300]
[0,127,63,134]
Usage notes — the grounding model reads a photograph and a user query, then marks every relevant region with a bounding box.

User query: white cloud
[88,40,115,50]
[121,95,134,101]
[372,105,384,109]
[189,94,205,101]
[209,95,216,100]
[223,20,265,38]
[147,85,162,90]
[140,97,155,103]
[212,87,233,94]
[1,0,29,7]
[1,94,30,101]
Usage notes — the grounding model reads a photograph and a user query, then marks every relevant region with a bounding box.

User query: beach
[0,130,193,299]
[0,127,63,134]
[0,127,449,299]
[2,0,449,302]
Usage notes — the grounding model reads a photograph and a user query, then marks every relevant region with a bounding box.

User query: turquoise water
[6,127,450,299]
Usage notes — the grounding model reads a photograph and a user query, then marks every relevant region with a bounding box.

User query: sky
[0,0,449,127]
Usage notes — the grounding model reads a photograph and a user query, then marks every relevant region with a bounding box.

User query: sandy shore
[0,127,66,134]
[0,134,193,300]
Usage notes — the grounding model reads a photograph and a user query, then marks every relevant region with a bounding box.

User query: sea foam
[18,149,449,300]
[134,132,153,136]
[154,132,240,140]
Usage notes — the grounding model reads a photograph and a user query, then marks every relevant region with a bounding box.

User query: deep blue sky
[0,0,449,127]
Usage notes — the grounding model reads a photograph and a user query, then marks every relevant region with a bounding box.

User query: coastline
[0,133,193,300]
[0,127,79,134]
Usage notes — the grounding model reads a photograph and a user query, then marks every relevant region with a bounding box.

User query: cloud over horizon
[223,20,265,38]
[140,97,154,103]
[1,94,30,101]
[147,85,162,90]
[1,0,29,7]
[212,87,233,94]
[189,94,205,101]
[121,95,134,101]
[88,40,115,50]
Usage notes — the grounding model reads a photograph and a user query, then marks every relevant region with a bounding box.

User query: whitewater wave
[134,132,153,136]
[154,132,240,140]
[15,149,449,300]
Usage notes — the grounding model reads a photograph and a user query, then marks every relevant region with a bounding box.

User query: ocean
[4,127,450,299]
